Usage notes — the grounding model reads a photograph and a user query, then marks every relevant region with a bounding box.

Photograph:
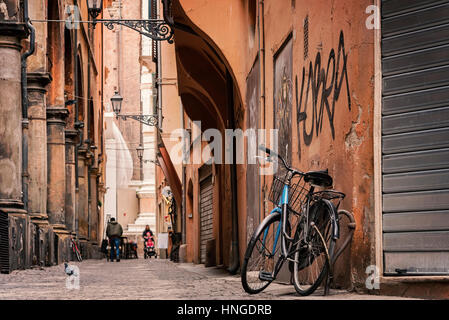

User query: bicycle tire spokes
[293,224,328,289]
[255,238,276,258]
[243,219,281,292]
[292,201,335,296]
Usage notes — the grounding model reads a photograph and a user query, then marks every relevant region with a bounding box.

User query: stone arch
[75,53,84,123]
[64,27,75,126]
[88,99,95,145]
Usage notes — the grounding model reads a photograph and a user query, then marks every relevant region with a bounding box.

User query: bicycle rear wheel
[292,200,335,296]
[241,212,283,294]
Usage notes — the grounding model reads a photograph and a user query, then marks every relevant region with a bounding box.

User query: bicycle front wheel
[292,200,335,296]
[241,212,283,294]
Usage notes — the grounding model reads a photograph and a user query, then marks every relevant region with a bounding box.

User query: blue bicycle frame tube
[261,185,289,257]
[281,185,293,256]
[262,207,281,256]
[280,184,289,205]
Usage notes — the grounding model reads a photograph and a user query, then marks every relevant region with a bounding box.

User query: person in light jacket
[106,218,123,262]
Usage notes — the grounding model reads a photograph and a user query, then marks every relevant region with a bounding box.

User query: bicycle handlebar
[258,145,302,175]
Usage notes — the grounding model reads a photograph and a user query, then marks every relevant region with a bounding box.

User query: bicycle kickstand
[324,268,333,296]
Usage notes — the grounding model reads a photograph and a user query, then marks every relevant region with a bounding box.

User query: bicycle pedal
[259,271,274,282]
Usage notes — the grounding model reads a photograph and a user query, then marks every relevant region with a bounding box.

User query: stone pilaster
[27,73,51,221]
[65,129,77,234]
[47,107,71,265]
[77,147,89,241]
[0,23,27,216]
[46,107,68,229]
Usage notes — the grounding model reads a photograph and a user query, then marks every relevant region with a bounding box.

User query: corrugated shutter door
[381,0,449,275]
[200,177,213,264]
[0,210,9,274]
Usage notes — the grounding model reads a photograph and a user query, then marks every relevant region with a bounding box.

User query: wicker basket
[268,172,310,215]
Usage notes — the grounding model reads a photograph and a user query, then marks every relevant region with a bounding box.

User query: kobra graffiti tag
[296,31,351,157]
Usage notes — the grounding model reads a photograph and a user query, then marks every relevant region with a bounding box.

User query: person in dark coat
[142,225,154,238]
[106,218,123,262]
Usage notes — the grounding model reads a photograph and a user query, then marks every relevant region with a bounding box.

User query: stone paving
[0,258,414,300]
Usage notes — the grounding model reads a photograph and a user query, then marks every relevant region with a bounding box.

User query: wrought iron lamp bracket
[117,114,159,127]
[142,159,161,166]
[96,19,174,43]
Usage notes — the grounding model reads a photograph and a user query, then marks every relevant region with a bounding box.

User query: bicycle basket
[268,172,310,215]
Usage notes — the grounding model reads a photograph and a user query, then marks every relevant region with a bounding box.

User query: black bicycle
[241,145,345,296]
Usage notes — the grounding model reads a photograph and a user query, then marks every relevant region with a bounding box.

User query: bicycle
[70,236,82,262]
[241,145,345,296]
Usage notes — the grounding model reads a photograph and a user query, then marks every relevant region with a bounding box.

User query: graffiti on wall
[296,31,351,157]
[274,38,293,165]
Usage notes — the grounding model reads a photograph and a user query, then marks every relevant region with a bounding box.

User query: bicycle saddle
[304,169,333,188]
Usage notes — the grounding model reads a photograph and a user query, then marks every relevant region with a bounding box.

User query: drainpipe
[257,0,266,222]
[227,71,239,275]
[74,9,80,189]
[181,102,186,244]
[157,0,163,130]
[21,0,36,211]
[117,0,122,93]
[87,45,92,241]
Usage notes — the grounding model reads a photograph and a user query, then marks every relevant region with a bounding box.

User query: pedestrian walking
[142,225,154,240]
[106,217,123,262]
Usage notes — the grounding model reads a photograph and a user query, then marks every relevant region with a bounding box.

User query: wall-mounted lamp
[111,91,158,127]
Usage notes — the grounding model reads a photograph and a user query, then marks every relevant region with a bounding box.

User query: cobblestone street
[0,258,413,300]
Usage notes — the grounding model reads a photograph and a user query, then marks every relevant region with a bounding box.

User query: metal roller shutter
[0,210,9,273]
[200,176,213,264]
[381,0,449,275]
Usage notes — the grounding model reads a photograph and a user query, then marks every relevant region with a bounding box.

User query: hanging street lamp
[136,144,161,166]
[87,0,102,19]
[136,144,144,162]
[110,91,123,115]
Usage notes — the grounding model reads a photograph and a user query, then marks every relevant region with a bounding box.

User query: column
[46,107,68,228]
[47,107,69,264]
[0,24,27,215]
[77,147,89,241]
[65,129,77,234]
[27,73,51,220]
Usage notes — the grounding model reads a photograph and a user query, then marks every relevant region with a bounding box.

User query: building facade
[154,0,449,298]
[0,0,105,272]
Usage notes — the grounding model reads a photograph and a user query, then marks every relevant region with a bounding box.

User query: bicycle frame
[260,172,320,279]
